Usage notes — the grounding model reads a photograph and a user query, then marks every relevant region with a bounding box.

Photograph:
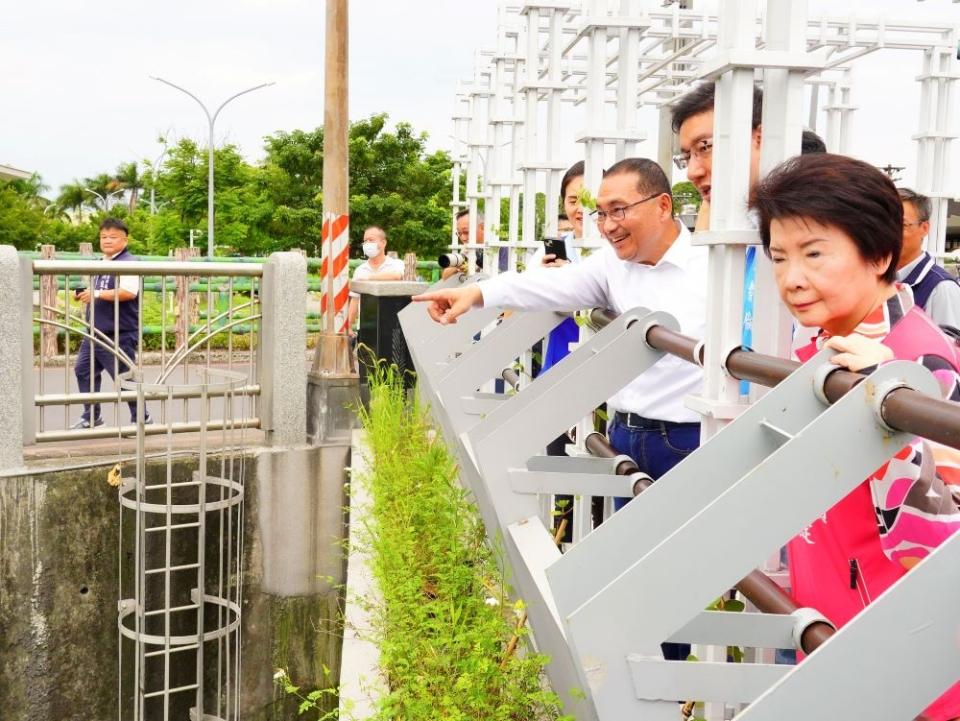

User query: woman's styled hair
[560,161,585,199]
[748,153,903,283]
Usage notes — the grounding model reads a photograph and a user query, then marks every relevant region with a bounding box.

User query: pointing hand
[411,285,484,325]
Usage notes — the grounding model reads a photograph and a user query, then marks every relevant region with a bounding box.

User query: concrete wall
[0,445,348,721]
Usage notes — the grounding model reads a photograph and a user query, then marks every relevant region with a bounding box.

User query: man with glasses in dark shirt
[896,187,960,328]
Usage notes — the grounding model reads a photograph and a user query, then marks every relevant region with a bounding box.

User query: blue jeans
[609,415,701,661]
[75,333,140,422]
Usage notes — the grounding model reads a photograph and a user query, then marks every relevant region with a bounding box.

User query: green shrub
[353,362,571,721]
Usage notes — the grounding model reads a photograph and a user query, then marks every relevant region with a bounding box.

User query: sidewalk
[339,429,386,718]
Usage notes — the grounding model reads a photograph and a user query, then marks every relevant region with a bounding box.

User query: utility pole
[314,0,352,373]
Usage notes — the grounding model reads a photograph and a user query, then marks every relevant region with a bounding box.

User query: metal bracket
[789,607,836,651]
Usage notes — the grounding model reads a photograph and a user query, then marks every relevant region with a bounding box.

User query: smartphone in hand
[542,236,568,262]
[74,286,86,298]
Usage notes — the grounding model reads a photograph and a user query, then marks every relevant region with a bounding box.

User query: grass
[350,361,571,721]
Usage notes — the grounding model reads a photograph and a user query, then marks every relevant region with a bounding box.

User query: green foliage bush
[352,362,572,721]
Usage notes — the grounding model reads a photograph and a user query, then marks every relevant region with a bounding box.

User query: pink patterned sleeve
[869,353,960,568]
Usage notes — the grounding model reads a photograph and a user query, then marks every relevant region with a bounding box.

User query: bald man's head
[363,226,386,242]
[362,226,388,260]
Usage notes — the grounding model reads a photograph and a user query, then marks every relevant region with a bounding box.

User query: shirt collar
[655,220,694,269]
[895,251,928,281]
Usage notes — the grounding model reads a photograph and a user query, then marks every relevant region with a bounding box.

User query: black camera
[437,250,483,269]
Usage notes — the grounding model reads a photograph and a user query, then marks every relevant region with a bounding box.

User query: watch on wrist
[94,289,102,300]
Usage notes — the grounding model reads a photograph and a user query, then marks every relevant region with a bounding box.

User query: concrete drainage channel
[0,443,349,721]
[338,429,387,717]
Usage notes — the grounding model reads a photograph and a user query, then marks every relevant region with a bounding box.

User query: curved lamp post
[150,76,275,258]
[84,187,125,212]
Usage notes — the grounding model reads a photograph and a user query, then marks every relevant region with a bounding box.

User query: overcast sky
[1,0,957,197]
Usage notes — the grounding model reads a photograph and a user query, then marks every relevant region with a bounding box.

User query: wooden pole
[314,0,351,373]
[323,0,348,335]
[40,245,58,358]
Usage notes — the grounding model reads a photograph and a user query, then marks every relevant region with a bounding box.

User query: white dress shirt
[349,255,406,298]
[480,221,707,422]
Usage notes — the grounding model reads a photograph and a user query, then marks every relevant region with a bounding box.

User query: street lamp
[149,136,170,215]
[150,76,275,258]
[84,187,125,212]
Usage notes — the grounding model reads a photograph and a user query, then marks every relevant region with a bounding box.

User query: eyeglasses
[673,138,713,170]
[903,220,928,228]
[589,193,662,223]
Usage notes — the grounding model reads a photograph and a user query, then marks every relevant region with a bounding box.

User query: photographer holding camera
[440,210,509,280]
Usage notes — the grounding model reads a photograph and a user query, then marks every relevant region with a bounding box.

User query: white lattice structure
[431,1,960,719]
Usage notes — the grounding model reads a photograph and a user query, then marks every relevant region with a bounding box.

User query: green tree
[672,181,701,215]
[0,180,47,250]
[259,114,454,258]
[55,181,90,218]
[346,115,452,258]
[33,114,455,259]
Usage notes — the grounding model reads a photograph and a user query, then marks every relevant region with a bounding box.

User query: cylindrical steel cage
[117,367,251,721]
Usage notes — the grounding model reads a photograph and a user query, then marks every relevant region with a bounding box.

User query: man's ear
[659,193,674,218]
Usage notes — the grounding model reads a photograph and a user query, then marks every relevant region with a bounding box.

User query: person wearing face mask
[347,226,406,333]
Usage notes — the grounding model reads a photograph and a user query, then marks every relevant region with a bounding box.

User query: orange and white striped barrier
[320,211,351,334]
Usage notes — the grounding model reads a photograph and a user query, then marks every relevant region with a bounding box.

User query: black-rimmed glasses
[673,138,713,170]
[589,193,662,223]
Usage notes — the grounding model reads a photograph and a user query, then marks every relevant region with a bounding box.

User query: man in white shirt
[347,225,406,332]
[895,188,960,328]
[417,162,707,464]
[414,158,706,658]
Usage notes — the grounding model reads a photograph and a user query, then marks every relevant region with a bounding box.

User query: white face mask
[362,241,379,259]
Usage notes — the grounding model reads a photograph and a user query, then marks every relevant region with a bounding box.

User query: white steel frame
[435,0,960,718]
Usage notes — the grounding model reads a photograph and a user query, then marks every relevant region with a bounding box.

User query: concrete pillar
[260,251,308,445]
[0,246,25,470]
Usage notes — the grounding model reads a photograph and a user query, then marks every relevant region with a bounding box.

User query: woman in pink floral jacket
[750,153,960,721]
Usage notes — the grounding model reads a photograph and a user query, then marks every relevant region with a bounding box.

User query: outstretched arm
[411,285,484,325]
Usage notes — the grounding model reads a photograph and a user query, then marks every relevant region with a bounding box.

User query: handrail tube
[35,384,261,406]
[586,309,960,451]
[502,367,520,389]
[33,259,264,278]
[35,417,260,443]
[587,307,618,330]
[645,324,700,366]
[584,430,834,653]
[584,431,651,490]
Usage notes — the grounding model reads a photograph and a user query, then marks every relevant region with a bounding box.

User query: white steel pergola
[437,1,960,719]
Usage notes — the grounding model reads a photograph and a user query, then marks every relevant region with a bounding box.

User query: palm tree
[9,173,48,203]
[83,173,124,212]
[116,161,143,212]
[56,181,88,219]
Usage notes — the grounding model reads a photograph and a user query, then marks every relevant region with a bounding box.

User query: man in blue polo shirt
[72,218,151,429]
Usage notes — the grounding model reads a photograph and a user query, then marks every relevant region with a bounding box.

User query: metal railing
[29,259,263,442]
[400,295,960,721]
